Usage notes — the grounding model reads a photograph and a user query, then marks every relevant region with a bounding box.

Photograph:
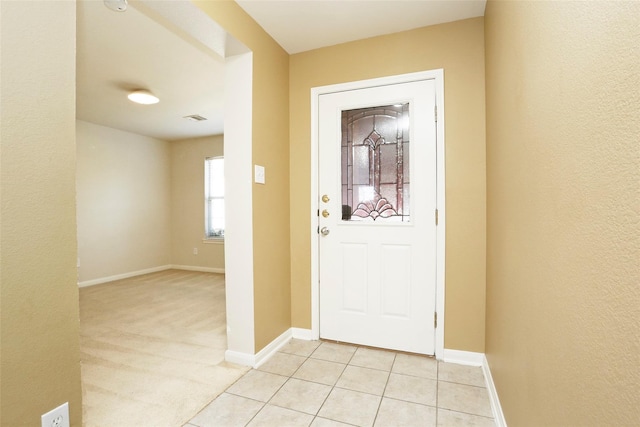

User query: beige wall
[0,1,83,425]
[76,121,171,283]
[290,18,487,352]
[170,135,225,270]
[485,1,640,425]
[194,1,291,351]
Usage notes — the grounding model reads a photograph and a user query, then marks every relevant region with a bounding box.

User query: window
[205,157,224,238]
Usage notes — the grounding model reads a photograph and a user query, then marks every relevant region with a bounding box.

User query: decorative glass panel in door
[341,104,409,222]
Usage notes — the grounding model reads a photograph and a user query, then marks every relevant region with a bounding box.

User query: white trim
[483,355,508,427]
[442,349,484,366]
[202,238,224,245]
[310,84,320,341]
[225,328,294,368]
[223,51,255,357]
[171,265,225,274]
[292,328,314,340]
[224,350,255,367]
[434,70,446,361]
[77,265,171,287]
[77,265,227,287]
[253,329,293,368]
[310,70,446,359]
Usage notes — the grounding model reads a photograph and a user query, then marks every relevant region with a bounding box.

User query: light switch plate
[254,165,265,184]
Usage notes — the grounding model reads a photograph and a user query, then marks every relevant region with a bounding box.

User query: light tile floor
[186,340,496,427]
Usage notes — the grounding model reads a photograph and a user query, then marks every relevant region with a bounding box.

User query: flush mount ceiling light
[127,90,159,105]
[104,0,128,12]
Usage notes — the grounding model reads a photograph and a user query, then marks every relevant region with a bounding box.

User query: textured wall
[290,18,487,352]
[170,135,225,270]
[485,1,640,425]
[0,1,83,424]
[76,121,171,283]
[194,1,291,352]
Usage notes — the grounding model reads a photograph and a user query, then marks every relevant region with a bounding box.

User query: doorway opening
[75,1,254,424]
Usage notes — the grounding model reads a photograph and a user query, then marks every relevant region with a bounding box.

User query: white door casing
[311,71,445,356]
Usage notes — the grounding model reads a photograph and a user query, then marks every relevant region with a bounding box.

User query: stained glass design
[341,103,410,222]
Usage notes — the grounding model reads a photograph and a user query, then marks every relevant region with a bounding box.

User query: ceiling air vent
[183,114,208,122]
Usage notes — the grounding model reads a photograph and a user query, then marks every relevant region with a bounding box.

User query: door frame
[310,70,446,359]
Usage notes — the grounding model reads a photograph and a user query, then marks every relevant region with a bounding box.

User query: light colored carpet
[79,269,248,427]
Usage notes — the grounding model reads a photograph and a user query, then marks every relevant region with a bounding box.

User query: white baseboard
[171,264,225,274]
[443,350,507,426]
[78,264,225,287]
[224,349,256,367]
[78,265,172,287]
[292,328,314,340]
[483,355,507,427]
[225,328,294,368]
[442,349,484,366]
[253,328,293,368]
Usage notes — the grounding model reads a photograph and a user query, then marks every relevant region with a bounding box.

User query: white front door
[318,79,437,355]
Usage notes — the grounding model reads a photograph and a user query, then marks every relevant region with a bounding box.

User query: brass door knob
[322,195,330,203]
[322,210,330,218]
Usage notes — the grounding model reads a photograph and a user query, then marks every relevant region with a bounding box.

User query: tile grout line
[287,340,357,426]
[438,407,497,420]
[295,345,321,425]
[241,400,267,427]
[217,341,495,426]
[310,341,365,426]
[263,345,315,425]
[436,361,498,423]
[370,351,396,427]
[438,379,488,388]
[242,344,312,427]
[265,341,350,426]
[316,342,358,425]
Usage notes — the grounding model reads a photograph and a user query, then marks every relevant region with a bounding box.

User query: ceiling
[236,0,486,54]
[76,0,485,141]
[76,0,227,141]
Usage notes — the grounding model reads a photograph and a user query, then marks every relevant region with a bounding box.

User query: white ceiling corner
[235,0,487,54]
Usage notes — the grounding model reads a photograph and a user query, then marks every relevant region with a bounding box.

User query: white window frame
[205,156,225,240]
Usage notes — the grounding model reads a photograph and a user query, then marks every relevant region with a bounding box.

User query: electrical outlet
[41,402,69,427]
[193,248,198,255]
